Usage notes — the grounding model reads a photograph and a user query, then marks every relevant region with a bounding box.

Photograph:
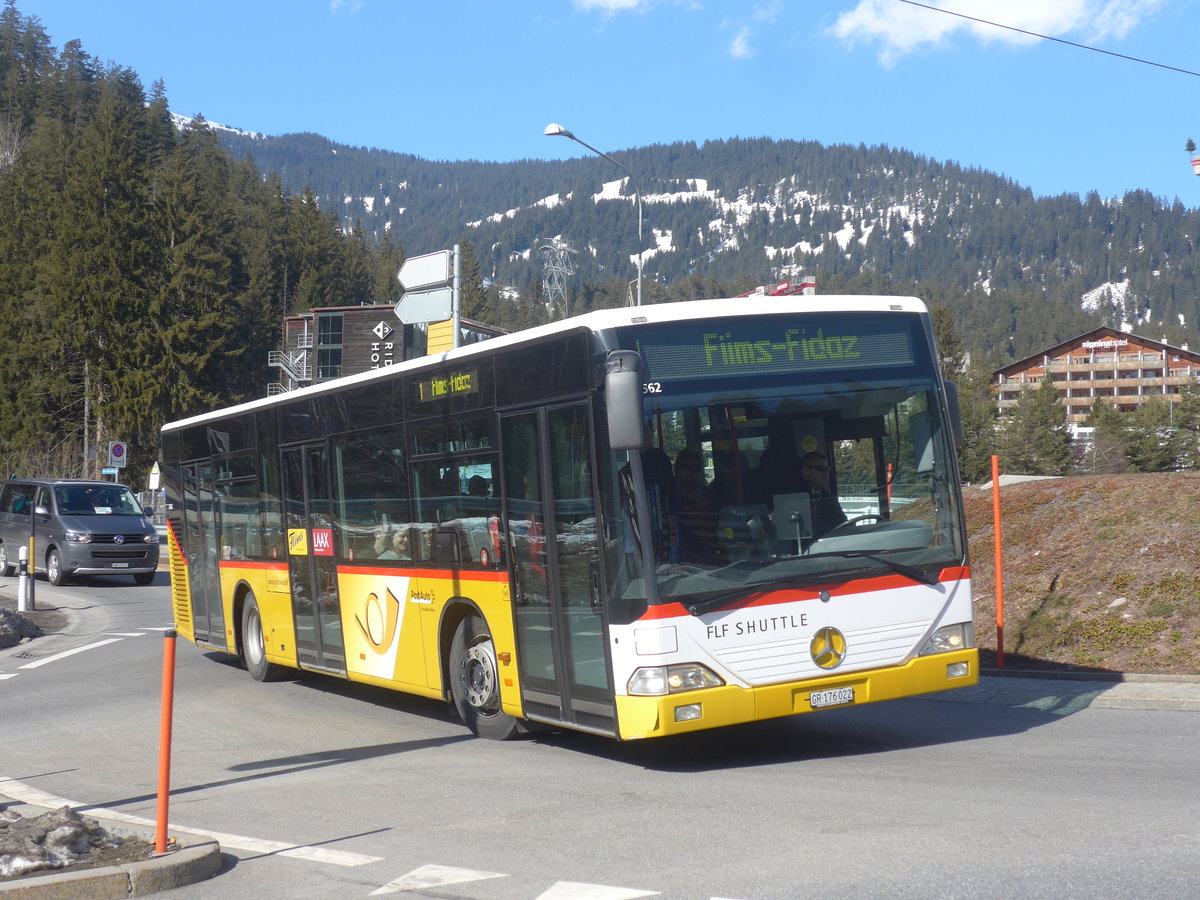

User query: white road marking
[0,777,382,868]
[536,882,661,900]
[0,674,16,680]
[370,863,508,895]
[106,632,147,637]
[17,638,123,669]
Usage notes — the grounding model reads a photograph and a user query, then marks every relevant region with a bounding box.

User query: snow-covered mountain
[204,127,1200,354]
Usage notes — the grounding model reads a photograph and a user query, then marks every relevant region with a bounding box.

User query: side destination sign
[623,315,917,380]
[416,368,479,403]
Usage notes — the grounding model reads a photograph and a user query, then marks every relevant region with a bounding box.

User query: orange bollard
[991,455,1005,669]
[155,630,177,854]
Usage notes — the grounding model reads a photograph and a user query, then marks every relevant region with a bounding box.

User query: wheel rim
[245,607,265,666]
[0,545,7,571]
[47,552,59,582]
[460,637,500,713]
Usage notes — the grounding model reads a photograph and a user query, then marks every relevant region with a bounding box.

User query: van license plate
[810,686,854,708]
[112,562,129,568]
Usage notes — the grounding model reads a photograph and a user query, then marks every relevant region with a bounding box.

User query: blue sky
[19,0,1200,204]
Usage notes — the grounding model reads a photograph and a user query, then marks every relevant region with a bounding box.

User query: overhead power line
[898,0,1200,78]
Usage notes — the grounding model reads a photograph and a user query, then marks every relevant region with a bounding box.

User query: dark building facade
[268,305,505,395]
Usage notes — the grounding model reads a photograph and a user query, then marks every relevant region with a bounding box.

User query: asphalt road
[2,575,1199,899]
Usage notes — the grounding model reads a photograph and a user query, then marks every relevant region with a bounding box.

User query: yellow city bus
[159,296,977,740]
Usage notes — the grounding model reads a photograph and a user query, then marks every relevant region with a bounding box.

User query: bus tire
[241,592,285,682]
[449,612,519,740]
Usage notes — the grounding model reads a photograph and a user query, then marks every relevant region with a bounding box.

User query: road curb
[0,829,221,899]
[981,666,1200,684]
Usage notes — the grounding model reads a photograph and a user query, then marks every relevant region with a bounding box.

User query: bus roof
[162,295,928,433]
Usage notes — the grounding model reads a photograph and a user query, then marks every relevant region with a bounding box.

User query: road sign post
[395,247,461,348]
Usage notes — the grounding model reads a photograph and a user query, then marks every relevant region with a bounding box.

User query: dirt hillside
[964,471,1200,675]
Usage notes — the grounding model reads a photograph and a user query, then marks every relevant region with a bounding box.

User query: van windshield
[54,485,143,516]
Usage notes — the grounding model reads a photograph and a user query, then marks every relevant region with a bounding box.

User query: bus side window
[332,427,410,561]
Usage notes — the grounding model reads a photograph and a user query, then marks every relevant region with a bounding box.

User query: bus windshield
[610,313,964,608]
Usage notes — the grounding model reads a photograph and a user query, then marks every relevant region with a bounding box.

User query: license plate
[111,562,129,568]
[810,686,854,709]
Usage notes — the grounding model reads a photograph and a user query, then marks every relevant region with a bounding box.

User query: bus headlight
[627,663,724,696]
[919,622,975,655]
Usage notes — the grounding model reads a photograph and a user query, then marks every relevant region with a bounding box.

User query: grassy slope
[964,472,1200,674]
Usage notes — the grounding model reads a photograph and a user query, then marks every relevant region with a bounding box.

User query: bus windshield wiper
[680,553,940,617]
[681,575,822,617]
[804,550,940,586]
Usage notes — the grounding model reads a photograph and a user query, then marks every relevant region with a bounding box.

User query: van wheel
[0,543,12,577]
[134,572,155,586]
[241,592,285,682]
[449,613,520,740]
[46,549,68,586]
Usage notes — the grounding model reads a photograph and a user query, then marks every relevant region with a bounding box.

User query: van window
[2,483,34,515]
[53,485,143,516]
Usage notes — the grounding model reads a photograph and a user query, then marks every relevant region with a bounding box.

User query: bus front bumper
[614,648,979,740]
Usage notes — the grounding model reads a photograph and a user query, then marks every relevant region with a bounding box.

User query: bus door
[501,403,614,734]
[182,463,223,645]
[281,443,346,673]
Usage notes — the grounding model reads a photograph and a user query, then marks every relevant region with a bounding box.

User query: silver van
[0,479,160,586]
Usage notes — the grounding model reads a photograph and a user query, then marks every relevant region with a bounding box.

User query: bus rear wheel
[450,613,519,740]
[241,592,285,682]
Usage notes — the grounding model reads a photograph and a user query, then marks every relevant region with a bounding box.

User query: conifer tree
[998,376,1071,475]
[1169,377,1200,470]
[1124,397,1174,473]
[287,186,342,313]
[1083,398,1130,474]
[954,360,998,483]
[369,229,404,306]
[930,305,967,381]
[457,238,487,320]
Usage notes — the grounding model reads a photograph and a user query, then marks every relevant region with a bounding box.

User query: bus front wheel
[241,592,285,682]
[449,613,519,740]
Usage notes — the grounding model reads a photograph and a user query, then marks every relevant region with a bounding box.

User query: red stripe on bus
[639,566,971,620]
[337,565,510,582]
[217,560,289,571]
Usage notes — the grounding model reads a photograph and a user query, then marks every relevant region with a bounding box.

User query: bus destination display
[416,368,479,403]
[624,317,917,381]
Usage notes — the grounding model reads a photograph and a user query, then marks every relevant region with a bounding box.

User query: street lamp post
[544,123,643,307]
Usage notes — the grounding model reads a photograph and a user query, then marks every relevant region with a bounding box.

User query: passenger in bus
[673,448,716,562]
[712,449,752,508]
[674,448,711,513]
[467,475,489,498]
[371,492,402,557]
[378,528,410,560]
[754,417,804,502]
[799,451,847,536]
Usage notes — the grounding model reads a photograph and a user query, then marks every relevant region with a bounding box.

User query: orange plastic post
[886,462,893,505]
[991,455,1005,669]
[155,630,177,854]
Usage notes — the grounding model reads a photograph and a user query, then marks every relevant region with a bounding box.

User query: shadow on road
[527,685,1091,772]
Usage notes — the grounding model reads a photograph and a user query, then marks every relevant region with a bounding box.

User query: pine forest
[3,1,1200,486]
